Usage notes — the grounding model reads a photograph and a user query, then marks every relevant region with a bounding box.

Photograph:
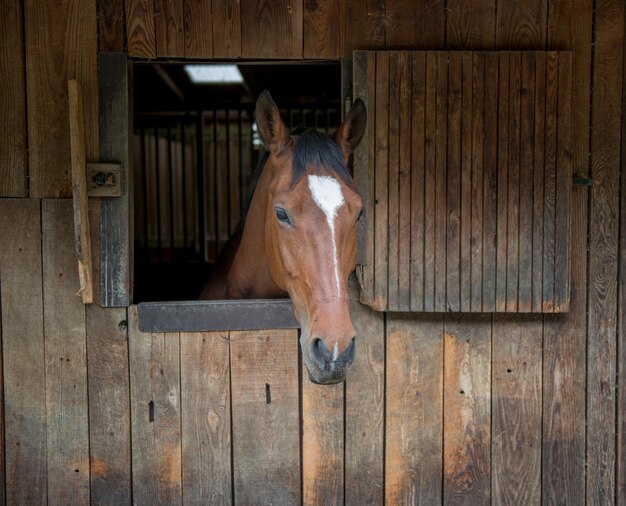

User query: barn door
[353,51,573,313]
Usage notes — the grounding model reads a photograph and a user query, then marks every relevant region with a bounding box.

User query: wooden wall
[0,0,625,504]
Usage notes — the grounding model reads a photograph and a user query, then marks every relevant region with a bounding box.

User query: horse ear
[255,91,290,155]
[333,98,367,161]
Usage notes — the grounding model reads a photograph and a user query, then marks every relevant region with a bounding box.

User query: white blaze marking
[307,175,344,297]
[332,342,339,362]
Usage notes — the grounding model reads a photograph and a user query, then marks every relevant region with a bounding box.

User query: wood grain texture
[495,0,546,49]
[241,0,302,58]
[98,0,126,51]
[446,0,496,50]
[397,52,412,310]
[85,200,131,505]
[154,0,184,57]
[343,0,385,56]
[183,0,212,57]
[180,332,232,504]
[0,0,27,197]
[543,2,592,503]
[212,0,241,57]
[443,314,491,505]
[386,313,443,505]
[373,52,389,310]
[344,298,384,505]
[230,329,300,504]
[42,200,90,506]
[482,52,499,312]
[409,51,426,311]
[385,0,446,48]
[586,1,623,503]
[68,80,94,304]
[434,51,448,312]
[387,52,401,309]
[126,0,156,57]
[491,314,542,505]
[461,52,474,313]
[0,200,46,505]
[446,52,462,312]
[304,0,340,58]
[25,0,98,197]
[302,376,344,504]
[129,310,183,505]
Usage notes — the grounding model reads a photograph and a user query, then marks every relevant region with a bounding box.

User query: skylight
[184,64,244,84]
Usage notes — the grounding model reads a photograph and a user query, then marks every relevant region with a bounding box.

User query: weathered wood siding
[354,50,572,313]
[0,0,625,504]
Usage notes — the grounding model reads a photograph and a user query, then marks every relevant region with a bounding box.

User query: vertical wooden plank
[183,0,213,57]
[100,53,133,307]
[25,0,99,197]
[506,52,521,312]
[304,0,340,58]
[531,53,546,312]
[446,53,462,312]
[0,0,27,197]
[230,329,300,504]
[554,53,572,311]
[434,51,448,312]
[241,0,302,58]
[542,52,558,311]
[410,52,426,312]
[129,309,182,505]
[387,52,401,310]
[42,200,90,506]
[353,51,375,302]
[0,200,46,505]
[587,1,623,503]
[126,0,156,57]
[495,0,547,49]
[446,0,496,50]
[343,0,384,57]
[470,53,485,311]
[517,53,536,312]
[491,314,542,504]
[302,376,344,504]
[385,0,446,48]
[212,0,241,58]
[386,314,443,504]
[68,80,94,304]
[154,0,184,57]
[99,0,126,51]
[460,52,473,313]
[85,198,131,505]
[373,52,389,310]
[397,52,412,311]
[495,52,510,312]
[443,314,491,505]
[180,332,231,504]
[344,298,384,505]
[423,52,437,312]
[544,0,592,502]
[482,52,498,312]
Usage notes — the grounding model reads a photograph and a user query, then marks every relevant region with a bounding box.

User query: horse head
[255,91,367,384]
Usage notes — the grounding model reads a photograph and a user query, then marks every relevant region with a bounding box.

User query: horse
[201,91,367,384]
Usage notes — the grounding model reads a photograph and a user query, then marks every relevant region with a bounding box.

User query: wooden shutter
[353,51,572,313]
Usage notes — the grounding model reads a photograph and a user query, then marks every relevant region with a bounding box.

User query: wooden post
[68,79,94,304]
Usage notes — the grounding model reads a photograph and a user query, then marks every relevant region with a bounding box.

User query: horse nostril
[344,337,356,366]
[311,338,332,367]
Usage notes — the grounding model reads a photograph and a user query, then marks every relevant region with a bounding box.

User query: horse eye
[357,208,364,223]
[275,207,291,225]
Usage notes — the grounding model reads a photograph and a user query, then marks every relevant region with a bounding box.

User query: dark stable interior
[133,62,341,302]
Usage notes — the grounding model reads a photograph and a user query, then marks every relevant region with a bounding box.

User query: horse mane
[239,127,350,227]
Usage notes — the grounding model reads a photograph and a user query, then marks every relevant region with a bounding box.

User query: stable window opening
[132,62,342,304]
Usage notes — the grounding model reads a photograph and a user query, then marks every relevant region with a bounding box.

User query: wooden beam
[68,79,94,304]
